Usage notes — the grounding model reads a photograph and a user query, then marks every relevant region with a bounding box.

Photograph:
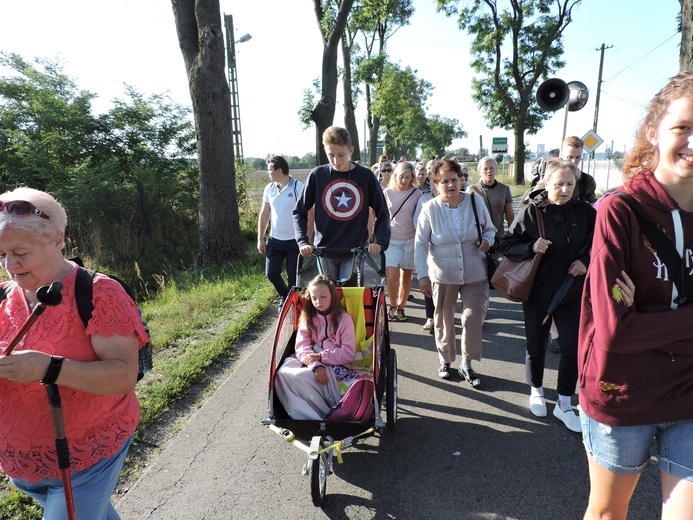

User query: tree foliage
[351,0,414,165]
[371,62,431,159]
[421,114,466,160]
[0,52,198,285]
[310,0,354,164]
[437,0,581,183]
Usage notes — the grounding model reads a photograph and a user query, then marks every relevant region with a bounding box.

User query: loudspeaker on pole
[536,78,569,111]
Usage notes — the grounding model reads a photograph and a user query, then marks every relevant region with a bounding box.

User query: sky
[0,0,682,161]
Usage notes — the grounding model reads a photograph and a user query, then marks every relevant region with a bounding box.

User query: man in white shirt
[257,156,310,307]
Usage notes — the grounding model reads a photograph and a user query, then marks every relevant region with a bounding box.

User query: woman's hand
[615,270,636,307]
[568,259,587,277]
[304,352,321,365]
[0,350,51,384]
[314,365,328,385]
[477,239,491,253]
[533,238,552,254]
[419,277,433,298]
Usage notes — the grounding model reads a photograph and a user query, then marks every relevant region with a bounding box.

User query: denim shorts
[384,237,415,269]
[580,412,693,480]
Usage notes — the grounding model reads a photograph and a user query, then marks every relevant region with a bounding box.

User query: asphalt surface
[116,268,661,520]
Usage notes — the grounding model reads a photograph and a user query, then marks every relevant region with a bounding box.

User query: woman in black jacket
[496,160,595,432]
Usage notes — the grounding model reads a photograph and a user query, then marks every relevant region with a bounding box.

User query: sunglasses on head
[0,200,50,220]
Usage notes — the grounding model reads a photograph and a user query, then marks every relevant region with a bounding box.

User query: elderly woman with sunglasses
[0,188,148,519]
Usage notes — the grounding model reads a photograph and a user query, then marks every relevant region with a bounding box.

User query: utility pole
[591,43,613,162]
[224,15,251,165]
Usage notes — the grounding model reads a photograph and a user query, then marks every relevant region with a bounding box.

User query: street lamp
[224,14,251,164]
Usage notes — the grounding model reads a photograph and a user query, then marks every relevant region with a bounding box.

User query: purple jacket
[295,311,356,370]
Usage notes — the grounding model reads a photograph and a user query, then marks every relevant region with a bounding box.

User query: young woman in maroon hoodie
[579,73,693,519]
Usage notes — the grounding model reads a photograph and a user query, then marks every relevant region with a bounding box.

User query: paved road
[117,274,661,520]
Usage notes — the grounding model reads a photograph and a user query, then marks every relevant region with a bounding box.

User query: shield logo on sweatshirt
[322,179,364,221]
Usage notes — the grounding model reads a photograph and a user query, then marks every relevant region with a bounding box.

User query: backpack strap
[614,192,691,304]
[74,266,95,329]
[0,282,14,302]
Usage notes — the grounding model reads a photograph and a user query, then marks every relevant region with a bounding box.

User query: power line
[604,33,678,82]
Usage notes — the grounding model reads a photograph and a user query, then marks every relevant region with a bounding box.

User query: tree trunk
[171,0,243,266]
[681,0,693,72]
[311,0,354,165]
[341,36,360,161]
[513,122,527,185]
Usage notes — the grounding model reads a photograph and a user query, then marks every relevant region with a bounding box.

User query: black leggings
[522,299,580,396]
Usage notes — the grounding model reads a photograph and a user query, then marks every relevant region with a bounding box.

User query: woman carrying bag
[383,161,422,321]
[496,160,595,432]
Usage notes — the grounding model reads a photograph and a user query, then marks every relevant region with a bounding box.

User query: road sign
[492,137,508,153]
[581,130,604,153]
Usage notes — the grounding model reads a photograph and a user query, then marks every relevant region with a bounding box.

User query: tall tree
[421,114,466,160]
[171,0,242,266]
[341,28,361,161]
[353,0,414,165]
[371,62,431,158]
[437,0,581,183]
[311,0,354,164]
[681,0,693,71]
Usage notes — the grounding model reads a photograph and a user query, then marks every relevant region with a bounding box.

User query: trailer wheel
[310,439,328,506]
[386,348,398,431]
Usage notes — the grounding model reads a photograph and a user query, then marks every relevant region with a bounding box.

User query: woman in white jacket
[415,159,496,386]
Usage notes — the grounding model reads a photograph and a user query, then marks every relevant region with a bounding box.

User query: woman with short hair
[496,160,595,432]
[467,156,514,246]
[0,187,149,519]
[415,159,496,386]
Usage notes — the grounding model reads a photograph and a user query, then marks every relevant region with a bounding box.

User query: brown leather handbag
[491,203,545,302]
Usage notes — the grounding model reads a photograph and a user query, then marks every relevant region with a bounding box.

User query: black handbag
[469,193,498,287]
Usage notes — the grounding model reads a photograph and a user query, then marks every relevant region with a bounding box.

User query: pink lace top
[0,265,149,482]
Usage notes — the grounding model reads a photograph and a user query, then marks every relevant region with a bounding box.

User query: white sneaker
[529,394,547,417]
[553,405,582,433]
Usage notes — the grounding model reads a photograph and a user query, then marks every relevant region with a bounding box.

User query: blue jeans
[265,237,299,299]
[11,435,133,520]
[323,257,364,286]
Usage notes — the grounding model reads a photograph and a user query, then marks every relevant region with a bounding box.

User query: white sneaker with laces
[553,405,582,433]
[529,394,547,417]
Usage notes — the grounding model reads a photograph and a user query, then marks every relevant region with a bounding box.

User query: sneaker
[438,363,451,380]
[553,405,582,433]
[422,318,434,331]
[529,394,547,417]
[549,338,560,353]
[459,367,481,388]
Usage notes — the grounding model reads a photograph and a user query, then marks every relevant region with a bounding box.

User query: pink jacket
[295,311,355,370]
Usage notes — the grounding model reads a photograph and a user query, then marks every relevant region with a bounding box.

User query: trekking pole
[1,282,75,519]
[45,383,76,520]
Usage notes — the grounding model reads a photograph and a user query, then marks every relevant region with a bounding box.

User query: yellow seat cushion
[340,287,374,372]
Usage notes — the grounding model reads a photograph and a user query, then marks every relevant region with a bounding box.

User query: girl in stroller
[275,274,356,420]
